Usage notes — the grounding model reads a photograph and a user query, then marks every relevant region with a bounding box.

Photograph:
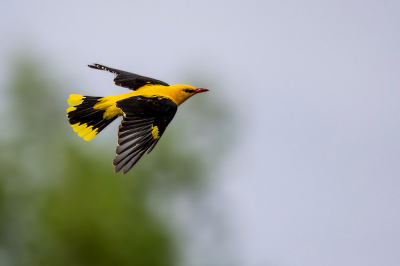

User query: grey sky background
[1,1,400,265]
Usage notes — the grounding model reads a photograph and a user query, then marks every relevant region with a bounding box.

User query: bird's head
[169,84,209,106]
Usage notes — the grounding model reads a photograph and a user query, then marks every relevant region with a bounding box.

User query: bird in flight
[67,64,208,174]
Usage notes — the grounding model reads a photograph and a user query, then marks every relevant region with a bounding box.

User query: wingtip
[122,163,135,174]
[113,164,121,174]
[88,64,100,69]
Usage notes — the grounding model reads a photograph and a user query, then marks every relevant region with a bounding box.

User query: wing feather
[88,64,169,91]
[122,150,148,174]
[113,116,157,173]
[146,139,160,154]
[113,96,178,174]
[116,133,153,155]
[114,149,146,174]
[120,119,153,129]
[118,125,152,139]
[118,128,152,146]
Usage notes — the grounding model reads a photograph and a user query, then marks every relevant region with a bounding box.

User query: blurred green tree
[0,55,231,266]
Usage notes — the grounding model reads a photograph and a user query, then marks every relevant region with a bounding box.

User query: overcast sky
[1,1,400,265]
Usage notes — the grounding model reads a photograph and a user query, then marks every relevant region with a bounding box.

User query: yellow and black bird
[67,64,208,174]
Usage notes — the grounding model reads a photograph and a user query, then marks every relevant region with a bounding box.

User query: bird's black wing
[113,96,177,174]
[88,63,169,91]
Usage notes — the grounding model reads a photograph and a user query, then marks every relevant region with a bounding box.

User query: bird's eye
[183,89,195,93]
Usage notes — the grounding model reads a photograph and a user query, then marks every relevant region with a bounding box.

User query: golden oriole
[67,64,208,174]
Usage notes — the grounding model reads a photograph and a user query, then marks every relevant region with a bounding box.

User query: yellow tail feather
[67,94,119,141]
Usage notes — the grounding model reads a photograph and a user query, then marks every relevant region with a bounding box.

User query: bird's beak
[195,88,209,94]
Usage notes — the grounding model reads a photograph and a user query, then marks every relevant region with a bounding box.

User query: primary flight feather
[67,64,208,174]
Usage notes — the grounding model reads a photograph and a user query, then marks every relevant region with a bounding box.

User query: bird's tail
[67,94,121,141]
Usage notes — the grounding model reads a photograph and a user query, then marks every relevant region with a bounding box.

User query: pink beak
[195,88,209,94]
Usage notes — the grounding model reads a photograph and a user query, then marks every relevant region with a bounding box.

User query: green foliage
[0,56,230,266]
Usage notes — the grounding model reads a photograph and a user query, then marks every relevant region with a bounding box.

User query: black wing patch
[113,117,155,174]
[88,63,169,91]
[113,96,177,174]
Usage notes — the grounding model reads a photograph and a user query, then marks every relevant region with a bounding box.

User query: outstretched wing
[113,96,177,174]
[88,63,169,91]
